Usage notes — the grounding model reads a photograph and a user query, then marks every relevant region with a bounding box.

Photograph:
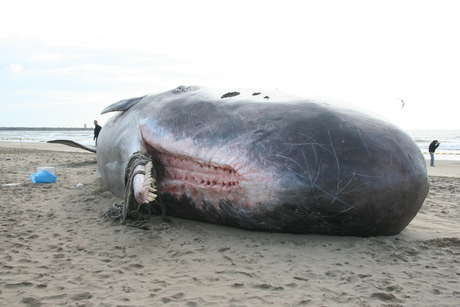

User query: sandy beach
[1,142,459,306]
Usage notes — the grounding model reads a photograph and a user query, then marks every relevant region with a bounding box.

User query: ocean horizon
[1,127,459,161]
[0,127,92,130]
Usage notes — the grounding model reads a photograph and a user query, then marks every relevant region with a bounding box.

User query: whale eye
[341,139,345,143]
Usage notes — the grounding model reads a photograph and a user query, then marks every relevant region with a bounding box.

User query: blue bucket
[30,170,57,183]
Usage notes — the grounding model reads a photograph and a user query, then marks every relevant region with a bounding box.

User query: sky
[1,0,459,130]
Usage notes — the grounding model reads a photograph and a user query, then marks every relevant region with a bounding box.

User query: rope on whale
[101,152,169,229]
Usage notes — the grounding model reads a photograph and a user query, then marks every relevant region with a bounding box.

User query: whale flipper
[100,96,146,115]
[47,140,97,153]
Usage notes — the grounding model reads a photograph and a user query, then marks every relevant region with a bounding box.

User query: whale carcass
[95,86,429,236]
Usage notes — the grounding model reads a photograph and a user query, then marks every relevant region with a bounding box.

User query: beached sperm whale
[58,86,430,236]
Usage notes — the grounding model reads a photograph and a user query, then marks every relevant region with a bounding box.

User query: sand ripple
[1,147,459,306]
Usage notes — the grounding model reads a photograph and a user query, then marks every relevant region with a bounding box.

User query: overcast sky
[1,0,459,129]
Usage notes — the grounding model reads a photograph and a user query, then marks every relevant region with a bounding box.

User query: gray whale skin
[96,86,429,236]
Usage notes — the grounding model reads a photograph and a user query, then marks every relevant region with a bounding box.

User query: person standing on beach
[94,120,102,145]
[429,140,440,167]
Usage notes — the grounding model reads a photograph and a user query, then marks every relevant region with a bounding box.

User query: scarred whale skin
[97,86,429,236]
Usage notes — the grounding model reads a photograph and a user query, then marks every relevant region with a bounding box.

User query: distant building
[84,123,87,128]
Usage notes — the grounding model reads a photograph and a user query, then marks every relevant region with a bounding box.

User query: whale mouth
[156,152,240,192]
[139,125,278,208]
[140,142,278,210]
[142,145,244,205]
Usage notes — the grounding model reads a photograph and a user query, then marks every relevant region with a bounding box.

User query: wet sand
[1,142,459,306]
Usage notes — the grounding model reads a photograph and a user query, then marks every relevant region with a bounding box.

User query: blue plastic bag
[30,170,57,183]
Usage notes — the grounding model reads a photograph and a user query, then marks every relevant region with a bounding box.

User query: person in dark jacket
[428,140,440,167]
[94,120,102,145]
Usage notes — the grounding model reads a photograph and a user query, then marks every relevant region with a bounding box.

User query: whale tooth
[147,193,157,202]
[149,187,157,192]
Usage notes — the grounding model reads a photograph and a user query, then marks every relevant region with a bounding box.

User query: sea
[0,128,459,161]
